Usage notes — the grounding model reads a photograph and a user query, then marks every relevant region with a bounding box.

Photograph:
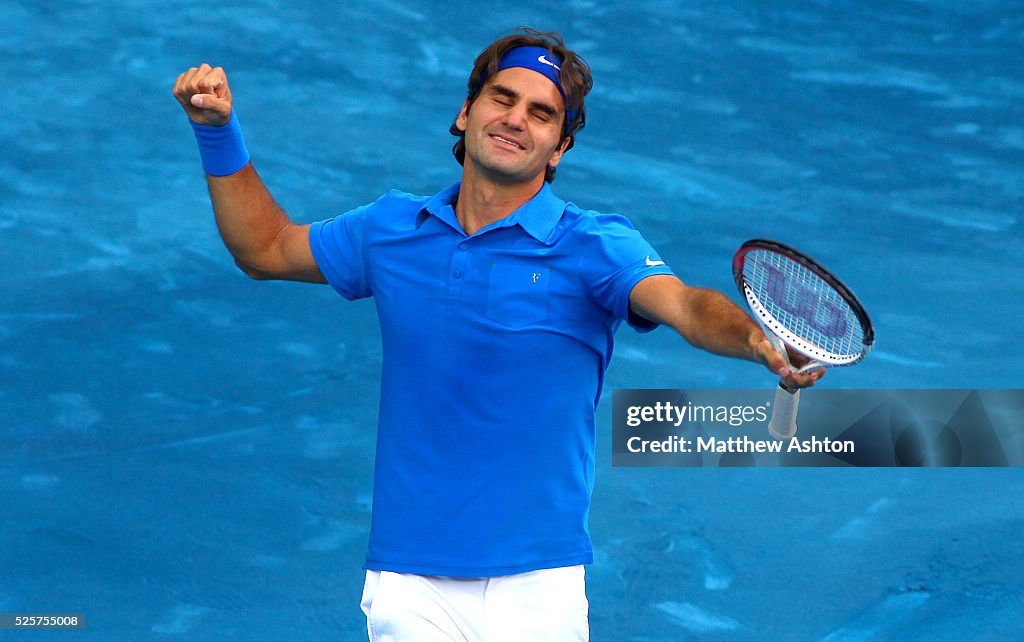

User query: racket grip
[768,382,800,440]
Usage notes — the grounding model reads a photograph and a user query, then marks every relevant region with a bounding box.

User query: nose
[502,103,527,130]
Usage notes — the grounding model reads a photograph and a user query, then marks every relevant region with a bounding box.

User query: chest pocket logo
[486,260,551,329]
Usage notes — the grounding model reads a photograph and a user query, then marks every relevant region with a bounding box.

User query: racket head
[733,238,874,367]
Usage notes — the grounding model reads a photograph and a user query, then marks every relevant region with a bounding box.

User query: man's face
[456,67,569,185]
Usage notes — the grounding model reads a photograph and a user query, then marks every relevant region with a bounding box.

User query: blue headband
[480,45,579,132]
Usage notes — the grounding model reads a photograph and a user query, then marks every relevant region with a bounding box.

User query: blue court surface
[2,1,1022,639]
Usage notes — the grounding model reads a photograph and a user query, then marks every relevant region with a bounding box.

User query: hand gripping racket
[732,239,874,439]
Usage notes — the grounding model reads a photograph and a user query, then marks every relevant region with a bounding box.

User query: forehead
[484,67,565,110]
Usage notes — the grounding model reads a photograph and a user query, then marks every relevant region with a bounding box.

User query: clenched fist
[173,63,233,126]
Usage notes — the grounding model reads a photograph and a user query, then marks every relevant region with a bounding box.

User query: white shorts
[360,565,589,641]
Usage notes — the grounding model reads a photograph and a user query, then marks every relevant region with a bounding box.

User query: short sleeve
[582,213,675,332]
[308,200,379,300]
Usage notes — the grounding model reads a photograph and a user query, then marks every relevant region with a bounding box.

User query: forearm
[206,164,295,276]
[631,275,819,386]
[666,286,765,362]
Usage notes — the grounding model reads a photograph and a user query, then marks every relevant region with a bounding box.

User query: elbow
[234,257,274,280]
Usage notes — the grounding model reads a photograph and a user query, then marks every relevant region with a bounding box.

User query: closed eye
[531,109,553,123]
[487,85,518,105]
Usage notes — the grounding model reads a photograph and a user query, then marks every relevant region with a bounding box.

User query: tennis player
[173,27,820,642]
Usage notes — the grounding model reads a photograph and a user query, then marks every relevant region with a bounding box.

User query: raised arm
[173,64,325,283]
[629,274,823,389]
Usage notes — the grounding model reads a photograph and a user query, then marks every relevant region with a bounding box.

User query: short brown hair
[449,27,593,183]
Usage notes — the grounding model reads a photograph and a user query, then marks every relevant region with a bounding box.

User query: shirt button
[458,242,468,251]
[452,271,462,279]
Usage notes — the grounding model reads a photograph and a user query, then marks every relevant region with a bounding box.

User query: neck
[454,164,545,236]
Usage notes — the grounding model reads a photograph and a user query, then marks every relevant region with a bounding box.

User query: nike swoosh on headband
[537,54,560,71]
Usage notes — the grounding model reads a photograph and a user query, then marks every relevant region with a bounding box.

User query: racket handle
[768,382,800,440]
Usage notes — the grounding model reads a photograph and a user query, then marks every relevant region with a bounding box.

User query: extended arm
[173,64,325,283]
[629,274,822,389]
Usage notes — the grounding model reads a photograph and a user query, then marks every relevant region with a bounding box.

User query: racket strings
[744,249,864,358]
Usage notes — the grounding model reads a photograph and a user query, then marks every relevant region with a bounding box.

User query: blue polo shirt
[309,182,674,577]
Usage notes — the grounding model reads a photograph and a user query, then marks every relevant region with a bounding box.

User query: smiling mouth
[490,134,525,150]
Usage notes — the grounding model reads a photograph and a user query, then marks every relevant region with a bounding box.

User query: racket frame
[732,238,874,439]
[733,238,874,366]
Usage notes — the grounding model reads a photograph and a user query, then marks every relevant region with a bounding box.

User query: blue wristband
[190,111,250,176]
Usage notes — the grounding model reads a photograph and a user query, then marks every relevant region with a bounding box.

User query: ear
[455,99,470,133]
[547,135,572,169]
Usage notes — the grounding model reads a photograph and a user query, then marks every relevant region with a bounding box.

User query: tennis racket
[732,239,874,439]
